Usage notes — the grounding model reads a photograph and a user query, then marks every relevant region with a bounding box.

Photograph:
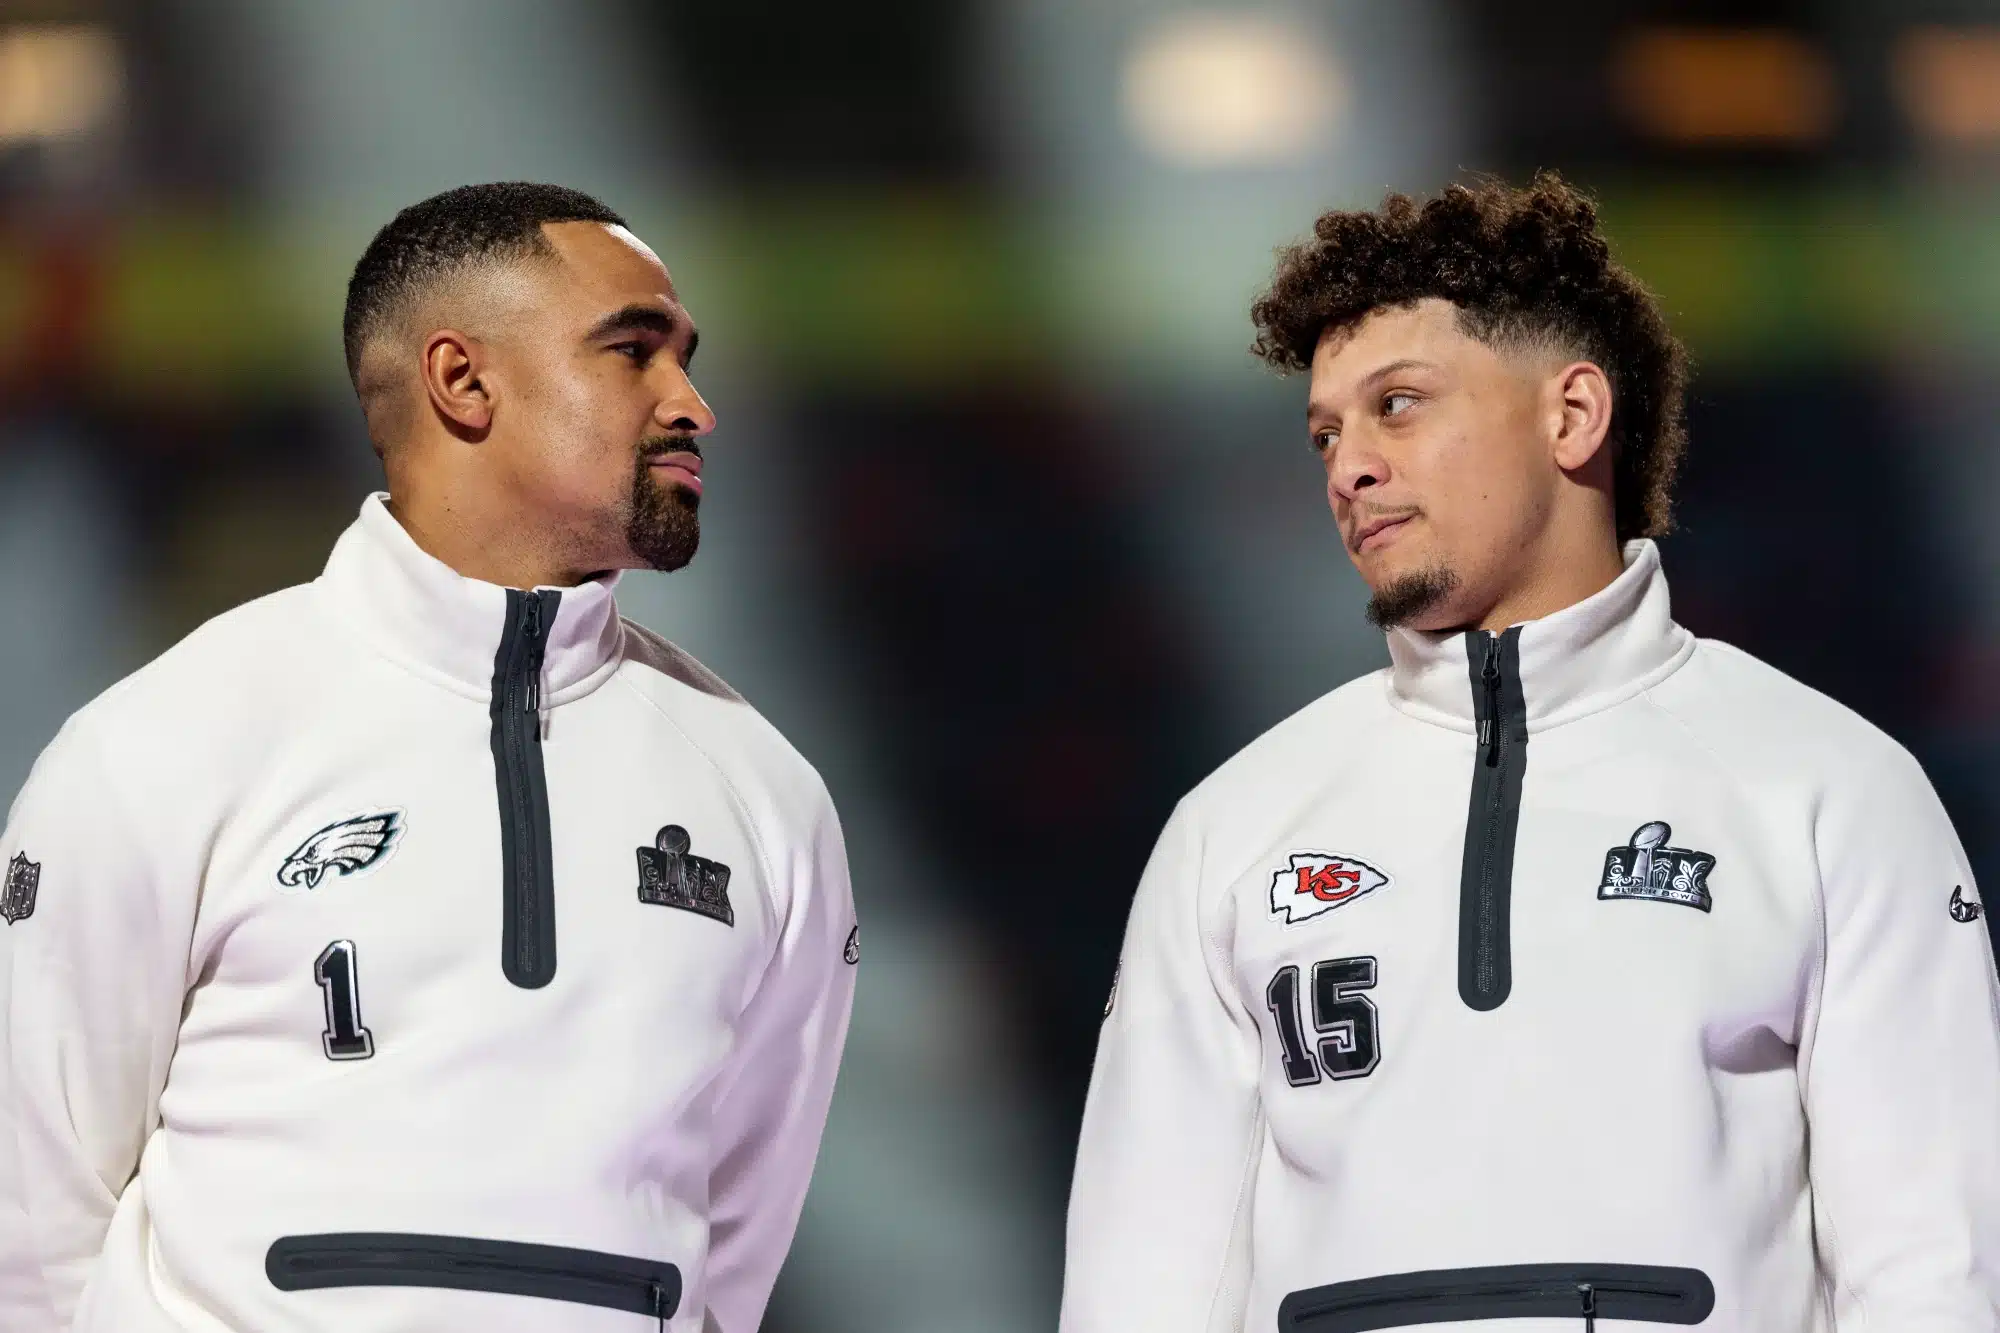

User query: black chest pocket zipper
[1279,1262,1714,1331]
[1459,627,1529,1012]
[268,1233,681,1328]
[492,588,561,989]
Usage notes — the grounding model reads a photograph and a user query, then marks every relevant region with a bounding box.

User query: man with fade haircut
[1060,173,2000,1332]
[0,182,858,1332]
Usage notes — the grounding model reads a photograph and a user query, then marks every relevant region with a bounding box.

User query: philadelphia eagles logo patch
[1598,821,1714,912]
[637,825,734,926]
[1951,886,1984,923]
[1269,850,1393,926]
[277,811,405,891]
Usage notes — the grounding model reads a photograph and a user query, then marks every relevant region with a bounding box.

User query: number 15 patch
[1269,850,1392,926]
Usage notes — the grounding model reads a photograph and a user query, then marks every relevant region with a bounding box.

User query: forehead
[535,220,680,312]
[1310,298,1467,384]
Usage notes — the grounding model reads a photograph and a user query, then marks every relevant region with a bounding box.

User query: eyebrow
[1306,357,1440,422]
[586,304,700,365]
[1360,357,1436,385]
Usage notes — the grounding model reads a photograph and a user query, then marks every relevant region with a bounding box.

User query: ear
[419,329,496,440]
[1549,360,1614,472]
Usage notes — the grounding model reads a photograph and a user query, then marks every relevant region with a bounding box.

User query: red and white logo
[1268,850,1392,926]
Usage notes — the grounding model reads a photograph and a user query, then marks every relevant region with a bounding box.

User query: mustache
[638,434,702,462]
[1349,502,1420,525]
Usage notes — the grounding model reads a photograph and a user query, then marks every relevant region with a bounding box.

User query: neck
[384,480,595,591]
[1467,524,1626,634]
[1381,538,1689,732]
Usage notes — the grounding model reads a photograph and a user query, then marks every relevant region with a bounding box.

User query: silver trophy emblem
[1599,821,1715,912]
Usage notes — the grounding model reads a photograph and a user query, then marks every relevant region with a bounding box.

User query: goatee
[1365,563,1461,630]
[626,436,702,572]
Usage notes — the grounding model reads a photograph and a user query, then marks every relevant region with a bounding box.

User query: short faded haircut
[341,181,625,423]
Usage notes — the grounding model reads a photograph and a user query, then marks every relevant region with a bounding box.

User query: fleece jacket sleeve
[698,785,857,1333]
[1061,802,1264,1333]
[1800,739,2000,1331]
[0,715,198,1329]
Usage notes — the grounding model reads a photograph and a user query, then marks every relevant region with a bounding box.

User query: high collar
[1383,540,1695,734]
[316,493,626,704]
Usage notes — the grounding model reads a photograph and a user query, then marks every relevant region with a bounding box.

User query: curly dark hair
[1250,172,1688,542]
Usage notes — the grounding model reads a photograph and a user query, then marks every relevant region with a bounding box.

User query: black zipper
[267,1233,680,1327]
[492,588,560,989]
[1279,1262,1714,1331]
[1458,627,1527,1011]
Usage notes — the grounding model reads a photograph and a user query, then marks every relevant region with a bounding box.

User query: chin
[1400,603,1470,634]
[1362,558,1463,632]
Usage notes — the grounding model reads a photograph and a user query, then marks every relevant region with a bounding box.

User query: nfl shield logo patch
[3,852,41,924]
[1269,850,1393,926]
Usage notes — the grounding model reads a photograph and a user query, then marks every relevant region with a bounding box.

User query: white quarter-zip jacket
[0,494,858,1333]
[1062,541,2000,1333]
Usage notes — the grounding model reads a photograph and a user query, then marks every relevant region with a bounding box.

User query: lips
[1350,513,1414,554]
[647,453,703,496]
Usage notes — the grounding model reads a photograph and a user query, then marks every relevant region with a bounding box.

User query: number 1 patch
[315,940,374,1061]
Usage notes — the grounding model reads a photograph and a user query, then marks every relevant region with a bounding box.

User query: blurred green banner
[3,181,1997,402]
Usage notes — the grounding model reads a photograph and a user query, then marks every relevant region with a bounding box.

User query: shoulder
[1646,636,1933,804]
[1665,644,1970,925]
[20,584,323,820]
[1181,669,1393,820]
[63,583,321,750]
[1654,637,1914,766]
[617,619,745,703]
[1116,672,1394,938]
[1163,670,1395,895]
[614,619,835,826]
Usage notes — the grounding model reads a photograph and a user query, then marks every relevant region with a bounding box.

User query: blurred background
[4,0,2000,1328]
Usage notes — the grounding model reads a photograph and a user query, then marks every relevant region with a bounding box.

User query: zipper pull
[1479,634,1502,766]
[521,594,545,716]
[650,1278,668,1331]
[1577,1281,1595,1333]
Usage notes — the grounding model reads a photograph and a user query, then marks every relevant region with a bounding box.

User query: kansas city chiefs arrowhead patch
[1269,850,1393,926]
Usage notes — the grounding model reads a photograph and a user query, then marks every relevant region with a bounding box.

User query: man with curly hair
[1061,174,2000,1331]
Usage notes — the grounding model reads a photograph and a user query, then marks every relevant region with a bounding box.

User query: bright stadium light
[1894,27,2000,145]
[1611,27,1836,145]
[1120,11,1345,168]
[0,23,122,147]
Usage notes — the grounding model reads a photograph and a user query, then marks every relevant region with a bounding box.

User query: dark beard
[1365,564,1461,630]
[625,435,702,572]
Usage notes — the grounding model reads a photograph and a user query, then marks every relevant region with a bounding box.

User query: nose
[1326,428,1388,504]
[653,363,717,437]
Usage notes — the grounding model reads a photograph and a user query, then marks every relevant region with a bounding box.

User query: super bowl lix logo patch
[1269,851,1393,926]
[2,851,40,924]
[1598,821,1715,912]
[637,825,734,927]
